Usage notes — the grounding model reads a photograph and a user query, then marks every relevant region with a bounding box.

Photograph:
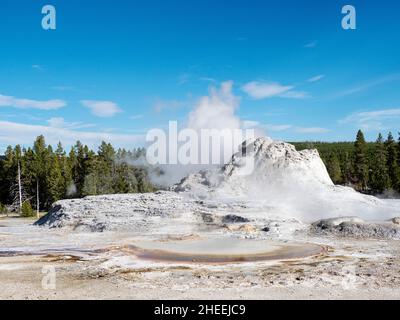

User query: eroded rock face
[311,217,400,240]
[391,217,400,225]
[221,214,250,224]
[312,217,365,230]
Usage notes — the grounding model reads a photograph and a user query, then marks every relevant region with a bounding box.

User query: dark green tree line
[0,136,156,213]
[294,130,400,195]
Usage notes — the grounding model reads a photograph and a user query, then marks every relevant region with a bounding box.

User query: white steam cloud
[136,81,265,187]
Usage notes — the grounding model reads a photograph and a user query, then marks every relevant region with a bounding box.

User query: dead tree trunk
[36,178,40,218]
[18,162,22,214]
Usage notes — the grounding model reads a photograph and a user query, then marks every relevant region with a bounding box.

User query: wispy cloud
[199,77,217,83]
[242,120,261,129]
[242,81,307,100]
[129,114,144,120]
[279,91,309,99]
[6,113,44,121]
[32,64,45,72]
[263,110,287,117]
[51,86,77,92]
[304,41,317,48]
[262,124,329,134]
[242,82,292,99]
[0,93,66,110]
[335,74,400,97]
[0,120,144,152]
[294,126,330,134]
[153,98,187,113]
[308,75,325,82]
[264,124,293,132]
[47,117,95,130]
[81,100,122,117]
[177,73,191,85]
[340,108,400,131]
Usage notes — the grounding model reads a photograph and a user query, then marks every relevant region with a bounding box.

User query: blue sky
[0,0,400,153]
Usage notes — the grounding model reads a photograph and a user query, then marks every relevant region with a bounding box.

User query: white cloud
[81,100,122,117]
[177,73,191,85]
[294,127,330,134]
[263,111,287,117]
[242,81,307,100]
[0,94,66,110]
[129,114,144,120]
[153,99,187,113]
[340,108,400,131]
[199,77,217,83]
[242,82,293,99]
[304,41,317,48]
[242,120,260,129]
[47,117,95,130]
[51,86,76,92]
[263,124,329,134]
[32,64,44,71]
[47,117,66,128]
[264,124,293,132]
[308,75,325,82]
[335,74,400,97]
[279,91,308,99]
[0,120,144,152]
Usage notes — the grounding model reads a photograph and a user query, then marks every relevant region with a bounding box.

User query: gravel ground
[1,217,400,300]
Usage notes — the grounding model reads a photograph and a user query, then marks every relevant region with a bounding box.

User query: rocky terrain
[311,216,400,239]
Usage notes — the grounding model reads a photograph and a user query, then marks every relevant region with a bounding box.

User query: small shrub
[21,201,35,217]
[0,203,8,215]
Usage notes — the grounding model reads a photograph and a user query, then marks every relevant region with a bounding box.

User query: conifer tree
[353,130,369,190]
[340,151,353,185]
[370,134,390,193]
[33,135,50,210]
[385,132,399,190]
[47,154,64,205]
[2,146,17,202]
[22,147,39,214]
[397,132,400,192]
[326,153,342,184]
